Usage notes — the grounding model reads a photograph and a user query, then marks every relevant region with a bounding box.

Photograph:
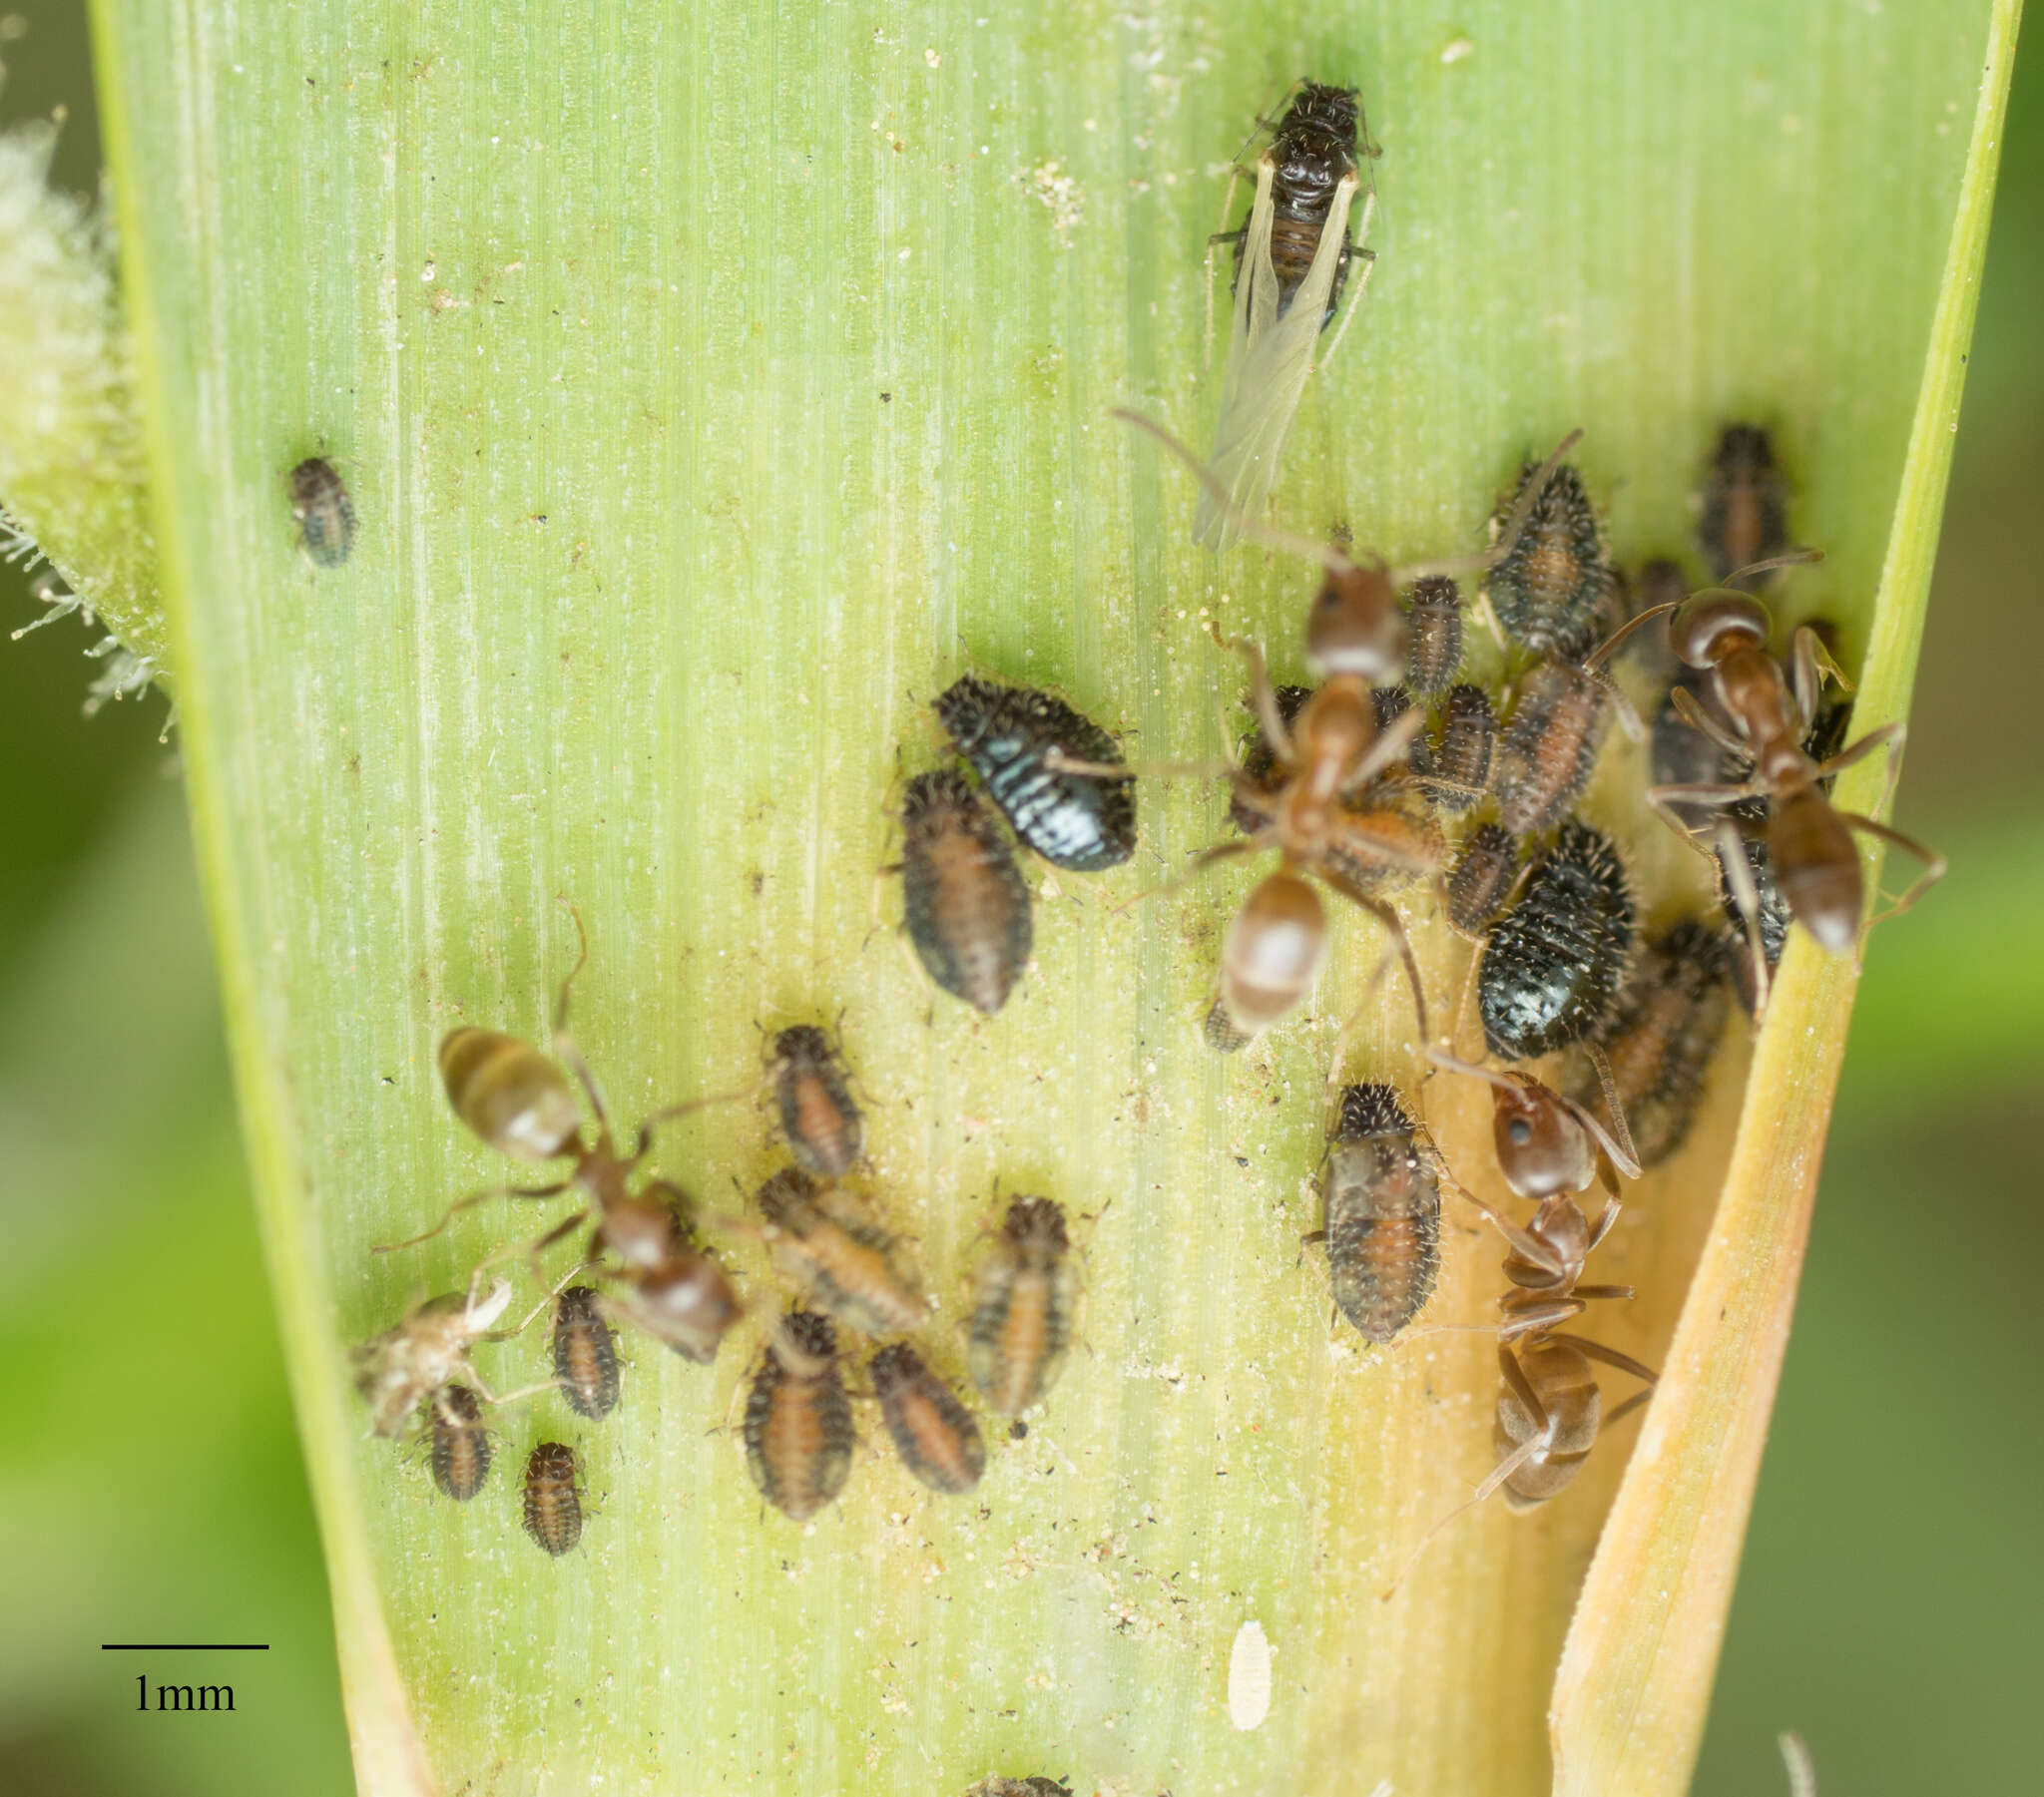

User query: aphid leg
[1668,684,1751,760]
[1780,1731,1818,1797]
[1594,671,1647,744]
[1713,813,1776,1021]
[1475,588,1510,655]
[371,1180,573,1254]
[1317,871,1427,1042]
[1837,811,1947,930]
[1496,1296,1589,1341]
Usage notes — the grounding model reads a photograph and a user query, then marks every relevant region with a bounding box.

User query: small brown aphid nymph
[428,1385,492,1502]
[1419,682,1495,814]
[551,1284,621,1419]
[351,1279,513,1438]
[522,1441,585,1556]
[744,1309,855,1521]
[1316,1083,1442,1343]
[870,1342,987,1494]
[969,1196,1080,1417]
[289,456,355,567]
[898,769,1034,1015]
[756,1167,926,1337]
[1445,822,1522,939]
[1699,424,1788,589]
[769,1025,864,1177]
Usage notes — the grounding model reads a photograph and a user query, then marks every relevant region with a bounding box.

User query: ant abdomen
[438,1027,583,1161]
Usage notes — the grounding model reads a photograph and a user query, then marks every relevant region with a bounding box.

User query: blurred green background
[1,6,2036,1794]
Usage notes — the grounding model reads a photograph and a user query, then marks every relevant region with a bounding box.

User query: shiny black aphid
[289,456,354,567]
[1478,821,1636,1060]
[899,769,1033,1015]
[1699,424,1788,588]
[1402,576,1464,694]
[1320,1083,1441,1344]
[1225,82,1364,326]
[934,675,1136,871]
[1484,457,1613,663]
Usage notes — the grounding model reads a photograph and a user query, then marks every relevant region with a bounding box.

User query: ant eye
[1508,1118,1533,1144]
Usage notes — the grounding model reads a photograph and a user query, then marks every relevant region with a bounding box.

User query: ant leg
[473,1207,592,1287]
[1316,870,1427,1043]
[1599,1386,1657,1431]
[1668,685,1752,762]
[1644,786,1751,873]
[1569,1283,1635,1304]
[1789,623,1854,720]
[1709,815,1776,1021]
[1206,622,1295,764]
[549,898,616,1137]
[1388,429,1585,586]
[1431,1155,1568,1280]
[373,1181,572,1254]
[514,1253,598,1334]
[1107,832,1270,920]
[1550,1333,1660,1390]
[1813,718,1902,795]
[1837,811,1947,927]
[1497,1297,1590,1341]
[1320,935,1399,1108]
[1337,704,1427,793]
[632,1085,755,1159]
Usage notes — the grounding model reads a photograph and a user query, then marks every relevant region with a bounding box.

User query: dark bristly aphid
[1483,456,1613,663]
[1197,83,1368,549]
[428,1385,492,1502]
[1626,560,1690,677]
[1317,1083,1441,1343]
[934,675,1136,871]
[744,1309,855,1522]
[551,1284,621,1420]
[756,1167,926,1337]
[351,1280,513,1438]
[1699,425,1789,589]
[969,1780,1077,1797]
[1402,576,1464,694]
[288,456,354,567]
[1445,822,1522,939]
[1478,821,1636,1061]
[770,1025,864,1177]
[898,769,1033,1015]
[1422,683,1495,814]
[1231,683,1313,825]
[870,1342,987,1495]
[522,1441,584,1556]
[1567,920,1732,1168]
[969,1196,1079,1418]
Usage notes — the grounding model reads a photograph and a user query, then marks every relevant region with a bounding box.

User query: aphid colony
[353,942,1085,1537]
[1117,366,1941,1536]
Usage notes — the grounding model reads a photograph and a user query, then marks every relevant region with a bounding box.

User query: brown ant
[1633,584,1944,1008]
[377,907,737,1267]
[1426,1046,1640,1199]
[1383,1111,1655,1592]
[1113,410,1586,1041]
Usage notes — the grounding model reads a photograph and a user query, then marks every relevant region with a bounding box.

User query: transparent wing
[1194,169,1359,553]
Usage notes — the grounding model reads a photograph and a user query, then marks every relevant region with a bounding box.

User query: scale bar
[101,1643,271,1651]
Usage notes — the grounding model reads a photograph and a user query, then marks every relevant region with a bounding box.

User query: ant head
[1486,1074,1599,1201]
[1304,562,1404,682]
[1671,592,1770,670]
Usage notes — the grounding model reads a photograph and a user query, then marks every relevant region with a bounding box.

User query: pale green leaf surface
[87,2,2004,1793]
